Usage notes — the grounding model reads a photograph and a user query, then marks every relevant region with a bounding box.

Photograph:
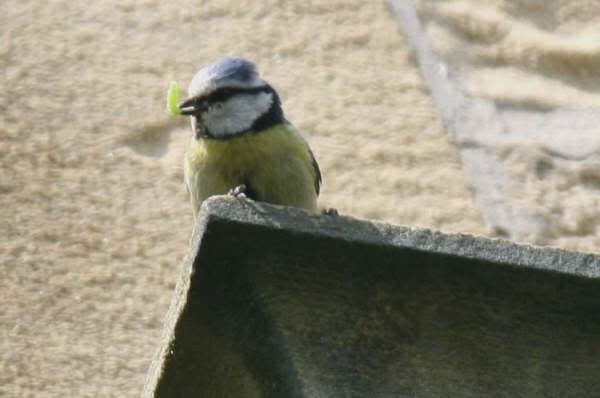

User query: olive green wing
[308,148,322,196]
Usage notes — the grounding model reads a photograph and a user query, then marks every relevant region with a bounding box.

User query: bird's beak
[177,97,208,116]
[177,97,200,116]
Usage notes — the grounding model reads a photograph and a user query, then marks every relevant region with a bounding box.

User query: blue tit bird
[177,57,322,218]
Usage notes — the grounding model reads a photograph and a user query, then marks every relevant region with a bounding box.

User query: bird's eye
[213,102,223,111]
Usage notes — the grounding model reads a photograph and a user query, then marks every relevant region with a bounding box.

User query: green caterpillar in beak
[166,81,181,116]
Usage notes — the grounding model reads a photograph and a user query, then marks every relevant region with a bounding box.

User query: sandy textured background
[417,0,600,110]
[1,0,597,396]
[415,0,600,251]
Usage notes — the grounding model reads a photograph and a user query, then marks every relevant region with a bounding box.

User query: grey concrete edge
[140,206,212,398]
[201,196,600,278]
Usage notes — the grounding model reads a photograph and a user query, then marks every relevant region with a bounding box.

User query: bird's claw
[228,184,247,198]
[321,208,339,216]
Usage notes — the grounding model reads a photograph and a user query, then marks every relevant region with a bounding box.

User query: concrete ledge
[143,196,600,397]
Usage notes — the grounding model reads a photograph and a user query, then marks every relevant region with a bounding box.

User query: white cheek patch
[202,92,273,138]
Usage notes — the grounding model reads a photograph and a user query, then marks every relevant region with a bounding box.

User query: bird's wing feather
[308,148,322,196]
[287,123,322,196]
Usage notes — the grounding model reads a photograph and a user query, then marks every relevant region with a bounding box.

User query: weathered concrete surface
[143,196,600,397]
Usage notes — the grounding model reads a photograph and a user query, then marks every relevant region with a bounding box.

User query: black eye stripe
[202,85,272,106]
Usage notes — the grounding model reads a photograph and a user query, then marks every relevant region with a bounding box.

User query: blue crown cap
[207,57,257,82]
[189,56,262,96]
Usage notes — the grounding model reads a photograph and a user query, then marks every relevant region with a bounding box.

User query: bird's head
[178,57,284,139]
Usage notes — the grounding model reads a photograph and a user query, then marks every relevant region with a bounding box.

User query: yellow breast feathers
[184,124,320,216]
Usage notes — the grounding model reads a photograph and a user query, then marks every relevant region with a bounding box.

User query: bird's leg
[321,208,339,216]
[228,184,247,198]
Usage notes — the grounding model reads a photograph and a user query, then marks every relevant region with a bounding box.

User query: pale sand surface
[416,0,600,110]
[2,1,484,396]
[415,0,600,251]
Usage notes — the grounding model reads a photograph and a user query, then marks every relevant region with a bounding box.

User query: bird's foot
[321,208,339,216]
[228,184,247,198]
